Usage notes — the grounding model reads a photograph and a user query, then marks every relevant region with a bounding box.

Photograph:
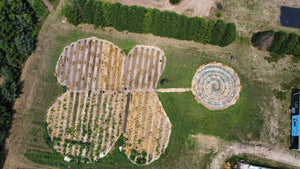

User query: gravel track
[210,143,300,169]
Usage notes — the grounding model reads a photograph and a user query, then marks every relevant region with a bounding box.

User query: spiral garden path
[191,62,241,110]
[47,37,241,166]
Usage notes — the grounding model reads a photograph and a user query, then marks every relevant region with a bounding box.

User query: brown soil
[194,134,220,153]
[258,35,274,50]
[47,91,126,160]
[105,0,220,17]
[56,38,166,92]
[41,0,53,12]
[124,92,171,165]
[0,76,4,85]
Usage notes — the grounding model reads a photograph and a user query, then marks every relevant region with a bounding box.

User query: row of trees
[63,0,237,47]
[252,30,300,57]
[0,0,47,167]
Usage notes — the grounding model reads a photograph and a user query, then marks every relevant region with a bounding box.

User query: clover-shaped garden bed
[47,37,172,165]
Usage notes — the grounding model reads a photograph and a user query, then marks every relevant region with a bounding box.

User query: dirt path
[106,0,220,17]
[156,88,191,93]
[42,0,53,12]
[210,143,300,168]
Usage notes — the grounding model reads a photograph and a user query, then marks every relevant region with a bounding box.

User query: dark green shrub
[170,0,181,4]
[220,23,237,47]
[14,34,35,56]
[141,151,147,157]
[136,157,146,165]
[210,20,227,45]
[285,32,299,55]
[252,30,300,59]
[62,5,82,26]
[29,0,48,19]
[268,31,288,53]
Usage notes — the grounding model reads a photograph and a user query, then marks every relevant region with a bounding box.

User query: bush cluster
[63,0,237,47]
[0,0,47,167]
[169,0,181,4]
[252,30,300,57]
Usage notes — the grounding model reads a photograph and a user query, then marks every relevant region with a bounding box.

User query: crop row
[47,92,126,160]
[124,92,171,165]
[56,38,166,92]
[56,38,125,91]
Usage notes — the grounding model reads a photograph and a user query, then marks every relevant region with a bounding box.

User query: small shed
[238,162,271,169]
[291,89,300,150]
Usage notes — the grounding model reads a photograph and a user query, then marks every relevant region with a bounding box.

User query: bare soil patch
[194,133,220,153]
[257,35,274,50]
[105,0,220,17]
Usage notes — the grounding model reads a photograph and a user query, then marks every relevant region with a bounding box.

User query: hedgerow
[252,30,300,57]
[63,0,237,47]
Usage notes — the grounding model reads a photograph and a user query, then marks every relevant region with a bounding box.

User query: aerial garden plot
[6,0,300,168]
[47,37,243,166]
[47,37,171,165]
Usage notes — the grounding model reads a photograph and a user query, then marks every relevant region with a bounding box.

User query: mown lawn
[24,29,271,168]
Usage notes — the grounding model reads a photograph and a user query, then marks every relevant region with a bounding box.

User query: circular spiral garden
[191,62,241,110]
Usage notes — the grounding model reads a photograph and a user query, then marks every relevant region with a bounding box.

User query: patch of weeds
[199,148,217,169]
[29,127,39,137]
[122,40,135,55]
[281,77,300,90]
[292,56,300,63]
[272,89,286,101]
[185,136,198,150]
[264,52,285,63]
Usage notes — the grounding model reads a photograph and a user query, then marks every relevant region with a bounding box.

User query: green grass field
[8,0,300,167]
[23,29,274,168]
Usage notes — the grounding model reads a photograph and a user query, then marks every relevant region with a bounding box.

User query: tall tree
[268,31,288,53]
[83,0,95,24]
[220,23,237,47]
[210,20,227,45]
[143,8,153,33]
[93,1,103,27]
